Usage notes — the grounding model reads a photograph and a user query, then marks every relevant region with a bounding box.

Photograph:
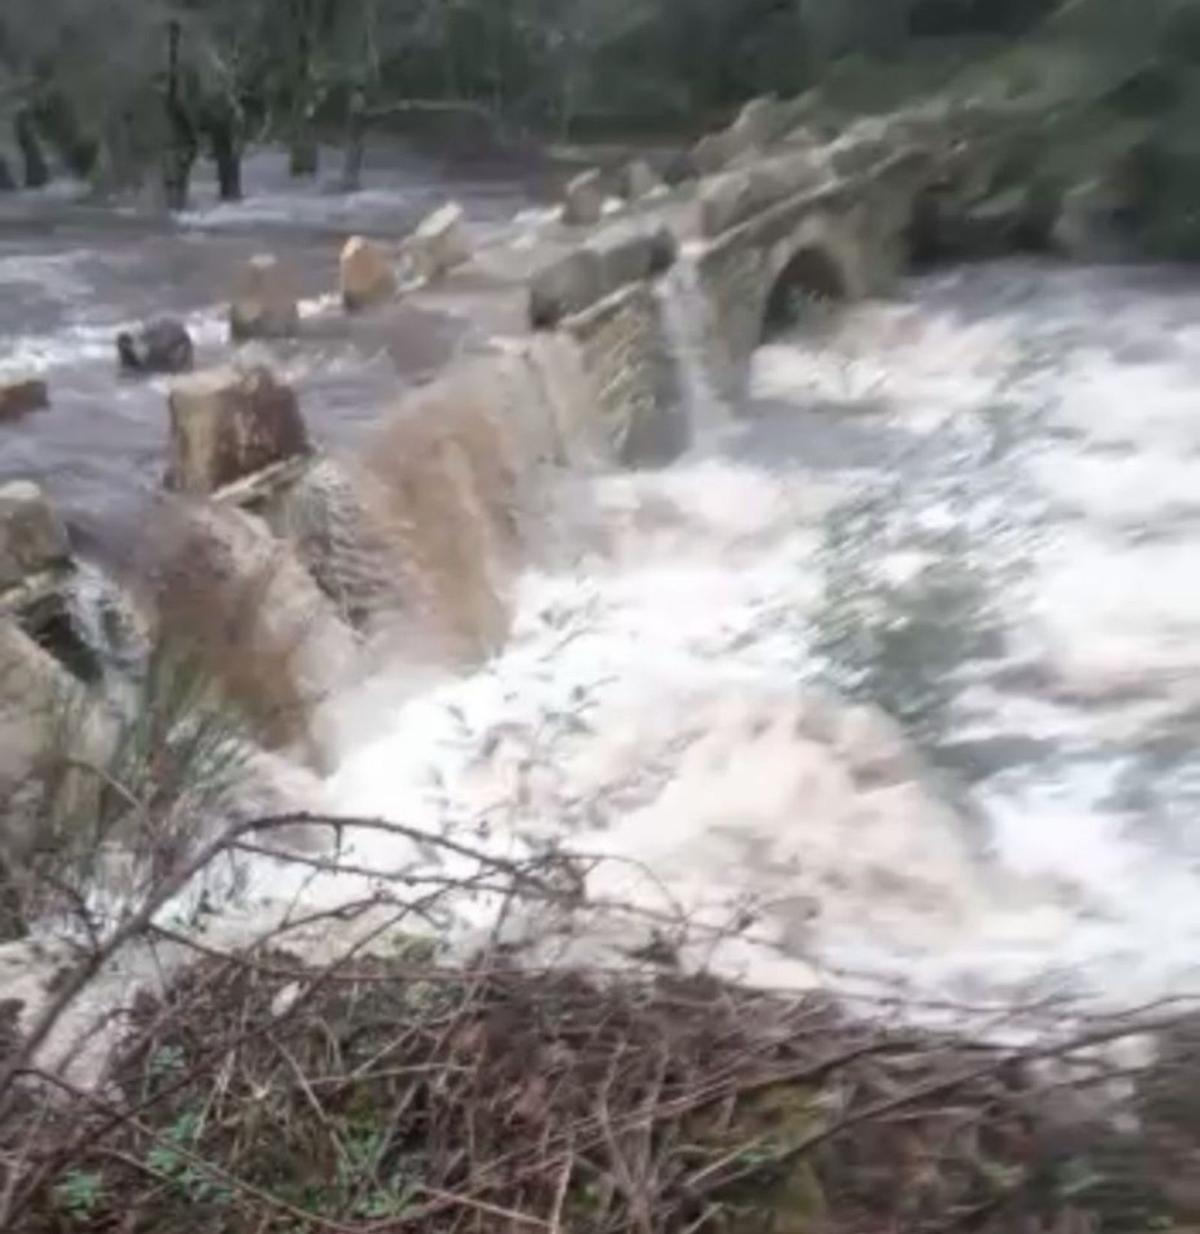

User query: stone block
[562,169,605,226]
[729,95,781,152]
[586,220,678,291]
[691,130,734,177]
[229,254,300,341]
[0,481,69,590]
[166,365,310,494]
[621,159,664,200]
[404,202,472,283]
[340,236,397,311]
[0,378,48,421]
[529,248,603,329]
[698,169,758,238]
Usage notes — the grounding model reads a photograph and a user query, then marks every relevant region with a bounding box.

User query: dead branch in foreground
[2,811,1200,1233]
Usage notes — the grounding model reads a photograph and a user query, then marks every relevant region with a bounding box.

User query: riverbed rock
[0,480,70,591]
[0,378,48,421]
[402,202,471,283]
[621,159,665,200]
[229,254,300,341]
[339,236,397,311]
[562,169,605,226]
[166,365,310,494]
[116,318,194,375]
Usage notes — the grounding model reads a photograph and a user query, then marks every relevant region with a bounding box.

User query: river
[6,153,1200,1010]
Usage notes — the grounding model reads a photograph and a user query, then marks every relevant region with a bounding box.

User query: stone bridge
[530,92,1043,440]
[0,89,1043,784]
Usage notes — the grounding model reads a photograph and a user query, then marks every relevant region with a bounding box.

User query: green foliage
[52,1170,104,1219]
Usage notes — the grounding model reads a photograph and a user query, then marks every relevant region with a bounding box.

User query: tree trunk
[208,115,243,201]
[340,89,367,192]
[14,110,49,189]
[289,126,319,177]
[162,20,198,210]
[0,157,15,193]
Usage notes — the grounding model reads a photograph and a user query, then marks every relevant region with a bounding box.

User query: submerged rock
[229,254,300,341]
[166,365,310,494]
[0,378,48,422]
[116,318,194,375]
[339,236,397,311]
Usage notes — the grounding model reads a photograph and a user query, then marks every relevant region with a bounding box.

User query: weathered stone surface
[563,281,687,466]
[621,159,664,200]
[729,95,781,152]
[586,220,678,291]
[699,170,758,238]
[0,480,69,590]
[529,248,603,329]
[531,221,677,329]
[691,130,735,177]
[229,254,300,341]
[116,318,194,374]
[166,365,310,494]
[0,378,48,421]
[699,152,830,240]
[562,169,605,226]
[403,202,472,282]
[339,236,397,311]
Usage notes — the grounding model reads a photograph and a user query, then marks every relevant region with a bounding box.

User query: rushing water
[0,144,544,525]
[8,153,1200,1010]
[313,257,1200,1006]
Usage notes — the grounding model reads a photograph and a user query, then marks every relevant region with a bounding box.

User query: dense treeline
[0,0,1058,206]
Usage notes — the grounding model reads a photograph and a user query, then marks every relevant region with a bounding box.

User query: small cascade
[60,558,151,699]
[655,253,728,441]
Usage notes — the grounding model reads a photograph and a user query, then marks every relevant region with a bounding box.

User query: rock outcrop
[116,318,195,375]
[229,254,300,341]
[0,378,48,421]
[339,236,397,311]
[166,365,310,494]
[621,160,665,200]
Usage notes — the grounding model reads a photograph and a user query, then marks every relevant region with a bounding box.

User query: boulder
[403,202,472,283]
[621,159,665,200]
[229,254,300,341]
[116,318,194,375]
[529,248,603,329]
[0,481,70,590]
[0,378,48,421]
[339,236,396,311]
[562,169,605,226]
[166,365,310,494]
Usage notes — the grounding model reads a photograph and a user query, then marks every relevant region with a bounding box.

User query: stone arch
[761,244,848,338]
